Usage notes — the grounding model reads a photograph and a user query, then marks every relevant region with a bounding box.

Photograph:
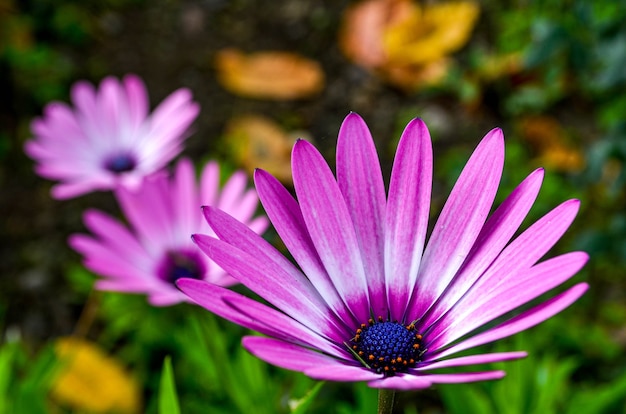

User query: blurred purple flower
[70,158,268,306]
[178,113,588,389]
[25,74,199,199]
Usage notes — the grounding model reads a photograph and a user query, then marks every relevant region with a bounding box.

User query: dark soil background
[1,0,504,343]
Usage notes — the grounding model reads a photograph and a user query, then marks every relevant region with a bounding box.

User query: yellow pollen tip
[368,355,375,361]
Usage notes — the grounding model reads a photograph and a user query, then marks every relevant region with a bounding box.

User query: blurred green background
[1,0,625,412]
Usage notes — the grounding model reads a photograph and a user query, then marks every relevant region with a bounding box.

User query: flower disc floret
[157,249,206,285]
[103,153,137,174]
[350,318,423,376]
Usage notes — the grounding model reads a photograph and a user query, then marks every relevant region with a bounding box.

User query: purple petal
[254,169,355,326]
[292,139,370,322]
[172,158,200,235]
[384,118,433,320]
[199,161,220,208]
[418,371,506,384]
[433,283,589,359]
[408,128,504,319]
[421,168,544,328]
[192,230,348,341]
[336,113,387,316]
[242,336,343,373]
[122,74,148,130]
[304,364,382,382]
[178,279,343,355]
[81,209,146,258]
[368,374,432,390]
[428,251,588,350]
[418,351,527,370]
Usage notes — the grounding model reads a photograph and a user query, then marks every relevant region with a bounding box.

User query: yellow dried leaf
[51,337,141,414]
[224,115,304,184]
[340,0,478,90]
[384,1,480,66]
[215,49,325,100]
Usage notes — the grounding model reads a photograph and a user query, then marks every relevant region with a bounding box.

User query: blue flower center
[157,249,206,285]
[349,318,423,376]
[103,153,137,173]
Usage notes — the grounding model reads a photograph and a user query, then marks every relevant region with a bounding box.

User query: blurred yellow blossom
[224,115,309,185]
[215,49,325,100]
[51,337,141,414]
[340,0,479,90]
[519,116,585,173]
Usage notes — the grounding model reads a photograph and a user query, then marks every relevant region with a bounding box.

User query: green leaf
[289,381,325,414]
[159,356,181,414]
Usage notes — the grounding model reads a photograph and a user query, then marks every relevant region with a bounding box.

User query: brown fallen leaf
[215,49,325,100]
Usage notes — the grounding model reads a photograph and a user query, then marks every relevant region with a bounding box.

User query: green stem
[377,389,396,414]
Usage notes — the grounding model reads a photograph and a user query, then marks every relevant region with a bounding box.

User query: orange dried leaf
[51,337,141,414]
[340,0,413,68]
[340,0,479,90]
[215,49,325,100]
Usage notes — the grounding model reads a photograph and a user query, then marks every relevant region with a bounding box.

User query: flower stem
[377,389,396,414]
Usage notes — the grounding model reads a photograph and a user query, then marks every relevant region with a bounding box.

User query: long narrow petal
[242,336,345,373]
[384,118,432,320]
[172,158,199,236]
[431,283,589,360]
[336,113,387,316]
[81,209,146,258]
[408,128,505,319]
[304,365,383,382]
[192,233,347,341]
[368,374,432,390]
[417,351,527,370]
[420,169,544,328]
[292,139,370,322]
[428,252,588,349]
[418,371,505,385]
[178,279,343,355]
[254,169,354,326]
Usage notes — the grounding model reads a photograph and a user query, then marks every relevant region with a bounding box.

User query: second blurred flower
[69,159,268,306]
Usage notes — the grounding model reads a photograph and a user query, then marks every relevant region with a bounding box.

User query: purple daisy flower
[25,74,200,199]
[178,113,588,389]
[69,158,268,306]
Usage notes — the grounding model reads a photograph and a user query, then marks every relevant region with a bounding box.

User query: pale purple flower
[69,158,268,306]
[178,113,588,389]
[25,74,200,199]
